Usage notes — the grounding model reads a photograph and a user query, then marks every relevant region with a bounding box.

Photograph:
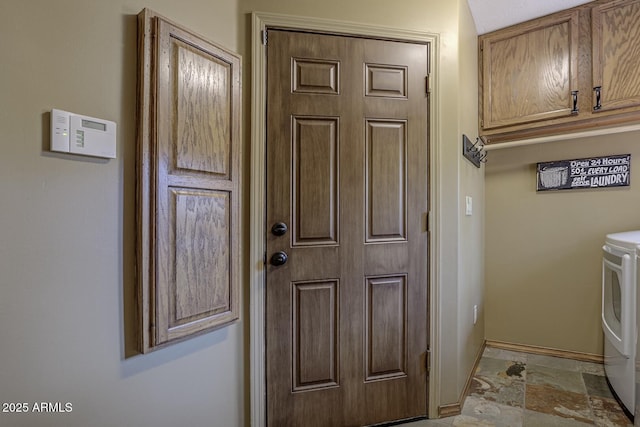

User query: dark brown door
[266,29,430,427]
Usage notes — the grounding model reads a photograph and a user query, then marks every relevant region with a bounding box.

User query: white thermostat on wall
[51,109,116,159]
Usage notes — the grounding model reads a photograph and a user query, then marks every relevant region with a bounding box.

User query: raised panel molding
[136,9,242,352]
[171,189,231,325]
[365,275,407,381]
[292,116,339,246]
[365,119,407,242]
[293,58,340,94]
[175,42,231,177]
[365,64,407,98]
[292,280,340,391]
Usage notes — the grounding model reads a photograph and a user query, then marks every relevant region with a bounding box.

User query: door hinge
[426,211,431,233]
[425,74,430,95]
[261,29,267,46]
[426,346,431,373]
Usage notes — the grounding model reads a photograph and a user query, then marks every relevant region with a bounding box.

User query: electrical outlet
[473,305,478,325]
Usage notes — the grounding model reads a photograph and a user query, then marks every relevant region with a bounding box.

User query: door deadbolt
[271,222,288,236]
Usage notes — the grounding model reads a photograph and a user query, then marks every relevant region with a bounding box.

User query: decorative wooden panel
[365,64,407,98]
[481,10,579,129]
[136,9,241,352]
[365,119,406,242]
[292,116,339,246]
[592,0,640,113]
[365,276,407,381]
[292,280,340,391]
[175,42,231,177]
[292,58,340,94]
[171,189,230,326]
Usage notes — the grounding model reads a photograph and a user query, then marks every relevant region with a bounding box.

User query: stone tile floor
[401,346,633,427]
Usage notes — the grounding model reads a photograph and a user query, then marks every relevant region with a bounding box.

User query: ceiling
[467,0,593,34]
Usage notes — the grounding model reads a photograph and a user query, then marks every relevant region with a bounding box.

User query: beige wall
[457,0,485,397]
[485,131,640,355]
[0,0,482,425]
[0,1,244,426]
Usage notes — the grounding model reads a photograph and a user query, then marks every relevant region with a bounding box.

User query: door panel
[266,29,429,427]
[365,119,407,242]
[361,35,429,427]
[592,0,640,113]
[172,189,230,325]
[292,116,339,245]
[292,280,340,391]
[365,64,407,98]
[174,41,231,176]
[293,58,340,94]
[365,275,407,381]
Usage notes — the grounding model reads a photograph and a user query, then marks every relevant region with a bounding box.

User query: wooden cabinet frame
[481,10,579,130]
[479,0,640,144]
[136,9,242,353]
[591,0,640,113]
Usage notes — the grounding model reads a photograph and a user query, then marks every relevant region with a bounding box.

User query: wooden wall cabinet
[479,0,640,144]
[136,9,242,352]
[480,10,580,131]
[591,0,640,113]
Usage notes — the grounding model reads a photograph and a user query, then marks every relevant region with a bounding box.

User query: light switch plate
[465,196,473,216]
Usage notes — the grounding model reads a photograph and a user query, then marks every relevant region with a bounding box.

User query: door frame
[249,12,442,425]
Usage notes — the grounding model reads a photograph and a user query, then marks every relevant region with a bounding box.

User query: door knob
[271,222,288,236]
[270,251,288,266]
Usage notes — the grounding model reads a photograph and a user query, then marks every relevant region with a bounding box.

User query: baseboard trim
[485,340,603,364]
[437,402,461,418]
[437,341,486,418]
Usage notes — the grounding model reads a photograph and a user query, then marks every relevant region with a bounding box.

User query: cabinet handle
[571,91,579,114]
[594,86,602,111]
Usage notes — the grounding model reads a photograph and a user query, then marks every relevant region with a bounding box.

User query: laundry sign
[537,154,631,191]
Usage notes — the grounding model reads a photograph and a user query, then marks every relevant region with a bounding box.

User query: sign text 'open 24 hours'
[537,154,631,191]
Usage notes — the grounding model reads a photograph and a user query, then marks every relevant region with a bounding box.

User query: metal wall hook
[462,134,486,168]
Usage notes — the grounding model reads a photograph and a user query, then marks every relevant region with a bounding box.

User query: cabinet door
[480,10,579,130]
[136,10,242,352]
[592,0,640,113]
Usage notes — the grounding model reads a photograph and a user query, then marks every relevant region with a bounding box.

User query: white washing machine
[603,230,640,413]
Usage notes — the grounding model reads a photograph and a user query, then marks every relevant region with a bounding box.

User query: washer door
[602,247,633,357]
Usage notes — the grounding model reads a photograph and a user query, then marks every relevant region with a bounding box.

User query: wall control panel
[51,109,116,158]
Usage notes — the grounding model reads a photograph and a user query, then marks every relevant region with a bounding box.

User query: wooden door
[591,0,640,113]
[480,9,579,130]
[265,29,429,427]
